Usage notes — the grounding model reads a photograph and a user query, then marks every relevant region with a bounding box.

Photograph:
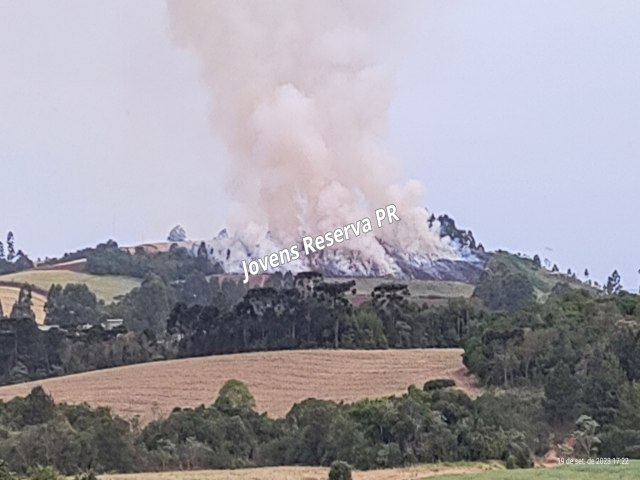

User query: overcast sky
[1,1,639,288]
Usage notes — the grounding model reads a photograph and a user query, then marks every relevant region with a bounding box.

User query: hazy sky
[1,1,639,288]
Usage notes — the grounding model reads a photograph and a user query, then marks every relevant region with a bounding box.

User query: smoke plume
[167,0,455,266]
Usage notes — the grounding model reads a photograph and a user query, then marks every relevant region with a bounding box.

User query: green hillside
[345,276,475,299]
[486,251,592,301]
[0,269,140,303]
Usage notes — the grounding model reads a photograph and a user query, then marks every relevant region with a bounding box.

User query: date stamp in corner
[559,457,630,465]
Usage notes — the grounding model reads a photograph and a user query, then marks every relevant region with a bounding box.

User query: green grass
[336,277,475,300]
[431,461,640,479]
[0,270,141,303]
[488,251,594,302]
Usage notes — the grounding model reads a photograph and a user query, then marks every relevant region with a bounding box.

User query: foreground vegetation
[0,378,539,475]
[437,461,640,479]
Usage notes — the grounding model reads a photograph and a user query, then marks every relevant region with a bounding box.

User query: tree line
[0,379,541,476]
[0,271,476,385]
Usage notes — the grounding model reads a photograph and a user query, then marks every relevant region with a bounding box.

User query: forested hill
[0,233,637,474]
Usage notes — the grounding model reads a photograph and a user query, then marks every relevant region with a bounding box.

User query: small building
[38,324,64,332]
[102,318,124,331]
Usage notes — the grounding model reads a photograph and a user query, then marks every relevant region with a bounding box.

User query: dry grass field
[101,462,503,480]
[0,285,46,324]
[0,349,476,424]
[0,269,140,303]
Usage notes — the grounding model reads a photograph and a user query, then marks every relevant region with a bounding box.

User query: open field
[346,277,475,300]
[103,461,637,480]
[0,348,475,424]
[0,269,140,303]
[213,274,476,300]
[436,461,640,479]
[0,285,46,324]
[101,462,503,480]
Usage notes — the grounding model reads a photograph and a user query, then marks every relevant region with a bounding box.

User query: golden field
[0,348,476,423]
[100,462,503,480]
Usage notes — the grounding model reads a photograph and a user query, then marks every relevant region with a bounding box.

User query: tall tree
[532,254,541,268]
[315,280,355,349]
[372,283,413,347]
[543,361,580,423]
[10,285,35,320]
[0,241,4,260]
[6,232,15,261]
[605,270,622,295]
[44,283,100,327]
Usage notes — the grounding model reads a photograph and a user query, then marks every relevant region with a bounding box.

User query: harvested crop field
[0,348,476,424]
[101,462,503,480]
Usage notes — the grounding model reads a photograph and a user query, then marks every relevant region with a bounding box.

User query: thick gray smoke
[167,0,456,267]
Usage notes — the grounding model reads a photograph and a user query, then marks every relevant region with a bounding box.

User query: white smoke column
[167,0,456,263]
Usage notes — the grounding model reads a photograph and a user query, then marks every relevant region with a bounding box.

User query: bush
[27,466,63,480]
[423,379,456,391]
[328,460,352,480]
[0,461,16,480]
[505,454,517,469]
[73,473,98,480]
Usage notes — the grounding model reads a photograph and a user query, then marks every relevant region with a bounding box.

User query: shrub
[73,472,98,480]
[0,461,16,480]
[27,466,63,480]
[423,378,456,391]
[214,379,256,413]
[328,460,352,480]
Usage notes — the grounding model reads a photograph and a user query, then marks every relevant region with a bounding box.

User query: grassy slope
[435,461,640,479]
[0,269,140,303]
[488,252,593,301]
[0,285,46,324]
[348,277,475,299]
[0,348,475,424]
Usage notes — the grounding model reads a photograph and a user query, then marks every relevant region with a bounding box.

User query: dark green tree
[606,270,622,295]
[371,283,413,347]
[315,280,356,349]
[112,273,172,333]
[6,232,15,261]
[532,255,541,268]
[214,379,256,414]
[328,460,352,480]
[10,285,35,320]
[543,361,580,423]
[21,386,55,425]
[45,284,101,327]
